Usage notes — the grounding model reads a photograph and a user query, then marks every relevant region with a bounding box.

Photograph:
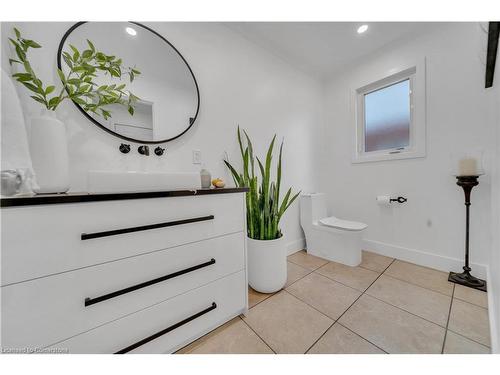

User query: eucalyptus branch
[8,27,141,120]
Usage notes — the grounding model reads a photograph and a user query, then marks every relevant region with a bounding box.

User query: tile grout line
[441,284,455,354]
[336,322,389,354]
[239,315,277,354]
[303,258,396,354]
[304,321,336,354]
[446,327,492,349]
[285,266,316,289]
[453,295,489,309]
[247,290,276,310]
[244,257,321,354]
[383,263,455,298]
[247,260,315,311]
[287,260,328,273]
[380,273,454,298]
[363,291,451,329]
[282,289,334,322]
[248,288,338,354]
[313,271,374,294]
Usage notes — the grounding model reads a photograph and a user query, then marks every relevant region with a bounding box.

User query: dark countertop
[0,187,249,208]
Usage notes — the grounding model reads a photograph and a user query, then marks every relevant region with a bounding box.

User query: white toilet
[300,193,368,266]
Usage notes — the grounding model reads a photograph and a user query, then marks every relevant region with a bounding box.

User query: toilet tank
[300,193,327,226]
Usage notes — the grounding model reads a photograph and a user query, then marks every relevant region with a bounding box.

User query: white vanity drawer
[1,232,245,350]
[1,193,245,285]
[48,270,247,353]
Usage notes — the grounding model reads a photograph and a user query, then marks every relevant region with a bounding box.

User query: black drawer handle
[115,302,217,354]
[85,258,216,307]
[81,215,215,240]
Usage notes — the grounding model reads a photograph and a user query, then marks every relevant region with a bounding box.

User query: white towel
[1,67,38,193]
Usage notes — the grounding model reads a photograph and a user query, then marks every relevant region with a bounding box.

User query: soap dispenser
[200,167,211,189]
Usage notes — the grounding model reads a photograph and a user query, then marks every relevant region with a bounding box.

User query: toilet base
[305,224,362,267]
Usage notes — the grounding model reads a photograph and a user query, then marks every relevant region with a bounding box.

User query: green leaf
[223,160,243,187]
[67,78,81,85]
[69,44,80,61]
[14,28,21,39]
[81,49,93,59]
[62,54,73,69]
[15,44,26,62]
[72,97,87,105]
[57,69,66,83]
[86,39,95,52]
[100,109,111,120]
[12,72,33,81]
[8,37,19,48]
[48,96,60,109]
[33,78,43,88]
[30,95,46,105]
[128,106,134,115]
[45,85,55,95]
[9,58,21,65]
[25,39,41,48]
[20,81,40,93]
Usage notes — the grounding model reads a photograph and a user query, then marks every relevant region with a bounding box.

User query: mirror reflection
[59,22,199,143]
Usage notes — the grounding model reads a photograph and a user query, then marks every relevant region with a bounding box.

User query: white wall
[488,81,500,353]
[321,23,496,277]
[1,22,324,252]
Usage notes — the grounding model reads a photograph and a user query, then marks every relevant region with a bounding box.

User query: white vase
[247,236,287,293]
[29,110,70,194]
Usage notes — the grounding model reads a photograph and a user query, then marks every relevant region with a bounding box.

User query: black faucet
[154,146,165,156]
[119,143,131,154]
[138,145,150,156]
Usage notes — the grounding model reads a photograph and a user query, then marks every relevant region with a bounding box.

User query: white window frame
[351,57,426,163]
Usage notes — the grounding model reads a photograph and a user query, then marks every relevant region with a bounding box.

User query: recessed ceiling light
[125,27,137,36]
[357,25,368,34]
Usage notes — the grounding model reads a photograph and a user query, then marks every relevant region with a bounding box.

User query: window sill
[352,149,426,164]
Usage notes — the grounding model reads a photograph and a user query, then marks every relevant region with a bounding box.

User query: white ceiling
[223,22,444,78]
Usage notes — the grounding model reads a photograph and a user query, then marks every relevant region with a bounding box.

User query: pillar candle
[458,158,478,176]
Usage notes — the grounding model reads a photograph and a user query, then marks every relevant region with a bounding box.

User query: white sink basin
[87,170,201,194]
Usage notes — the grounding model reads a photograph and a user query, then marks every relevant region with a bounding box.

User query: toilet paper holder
[390,196,407,204]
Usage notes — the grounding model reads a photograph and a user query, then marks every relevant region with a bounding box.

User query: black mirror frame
[57,21,200,144]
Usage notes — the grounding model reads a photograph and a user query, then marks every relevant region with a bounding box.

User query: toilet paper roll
[376,195,391,206]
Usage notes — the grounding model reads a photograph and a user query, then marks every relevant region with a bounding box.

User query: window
[352,60,426,163]
[364,79,410,152]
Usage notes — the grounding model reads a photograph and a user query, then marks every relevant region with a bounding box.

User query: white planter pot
[247,236,287,293]
[30,111,70,194]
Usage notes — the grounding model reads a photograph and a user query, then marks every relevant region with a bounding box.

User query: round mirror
[57,22,200,144]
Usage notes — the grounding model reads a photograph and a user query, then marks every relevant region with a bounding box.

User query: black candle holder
[448,175,487,291]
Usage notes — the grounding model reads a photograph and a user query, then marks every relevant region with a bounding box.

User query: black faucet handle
[119,143,131,154]
[154,146,165,156]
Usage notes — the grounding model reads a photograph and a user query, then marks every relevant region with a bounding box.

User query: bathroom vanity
[0,187,248,353]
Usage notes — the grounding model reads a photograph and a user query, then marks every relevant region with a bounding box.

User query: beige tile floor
[177,250,491,354]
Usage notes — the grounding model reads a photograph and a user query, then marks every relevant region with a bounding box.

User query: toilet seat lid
[319,216,368,231]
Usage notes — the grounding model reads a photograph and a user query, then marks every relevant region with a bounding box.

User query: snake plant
[224,127,300,240]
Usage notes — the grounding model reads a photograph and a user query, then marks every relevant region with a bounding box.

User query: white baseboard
[287,238,305,255]
[363,239,487,279]
[486,266,499,353]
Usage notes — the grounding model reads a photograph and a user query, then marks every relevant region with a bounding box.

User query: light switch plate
[192,149,202,164]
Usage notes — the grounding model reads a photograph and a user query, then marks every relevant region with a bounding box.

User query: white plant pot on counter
[247,236,287,293]
[29,110,70,194]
